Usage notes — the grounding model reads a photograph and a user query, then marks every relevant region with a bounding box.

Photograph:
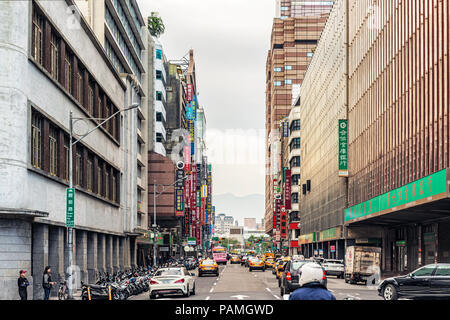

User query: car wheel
[198,272,202,277]
[262,268,265,272]
[149,292,156,300]
[249,268,252,272]
[383,284,398,301]
[185,285,190,297]
[192,284,196,295]
[280,286,284,296]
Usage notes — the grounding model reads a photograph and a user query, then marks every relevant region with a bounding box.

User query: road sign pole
[67,111,74,299]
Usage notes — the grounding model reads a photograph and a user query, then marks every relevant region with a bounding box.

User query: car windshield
[291,261,308,270]
[325,260,343,264]
[155,269,182,276]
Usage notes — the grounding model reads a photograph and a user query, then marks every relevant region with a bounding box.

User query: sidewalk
[49,291,82,300]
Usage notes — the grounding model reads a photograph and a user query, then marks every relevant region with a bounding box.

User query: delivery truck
[345,246,381,284]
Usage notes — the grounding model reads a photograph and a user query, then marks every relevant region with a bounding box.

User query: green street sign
[66,188,75,227]
[196,190,201,207]
[338,120,349,177]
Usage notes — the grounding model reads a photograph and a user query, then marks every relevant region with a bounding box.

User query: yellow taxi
[198,259,219,277]
[272,258,282,274]
[230,255,241,264]
[265,258,275,269]
[276,257,291,279]
[248,257,265,272]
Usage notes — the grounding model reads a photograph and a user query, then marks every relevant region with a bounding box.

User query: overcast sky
[137,0,275,199]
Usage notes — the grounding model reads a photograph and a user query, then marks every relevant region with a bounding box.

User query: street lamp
[67,103,139,299]
[152,175,189,267]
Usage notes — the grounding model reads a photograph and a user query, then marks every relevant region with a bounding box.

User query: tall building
[296,0,450,272]
[77,0,149,250]
[0,0,145,299]
[265,0,332,239]
[214,214,234,236]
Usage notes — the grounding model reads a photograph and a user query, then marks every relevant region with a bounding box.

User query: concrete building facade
[0,0,146,299]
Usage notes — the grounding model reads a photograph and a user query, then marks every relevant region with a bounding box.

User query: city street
[130,263,381,301]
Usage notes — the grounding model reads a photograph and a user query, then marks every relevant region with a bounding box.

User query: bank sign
[338,120,348,177]
[345,169,449,223]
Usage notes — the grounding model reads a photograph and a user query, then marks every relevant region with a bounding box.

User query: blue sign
[282,120,289,137]
[191,142,195,155]
[193,95,198,120]
[187,102,193,120]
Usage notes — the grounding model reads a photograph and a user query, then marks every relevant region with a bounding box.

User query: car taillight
[286,272,291,281]
[174,278,185,284]
[323,270,326,280]
[149,279,159,285]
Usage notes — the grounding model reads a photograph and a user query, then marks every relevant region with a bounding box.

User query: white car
[322,259,345,278]
[149,267,196,299]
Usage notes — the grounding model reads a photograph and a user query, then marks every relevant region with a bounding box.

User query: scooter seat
[88,284,107,290]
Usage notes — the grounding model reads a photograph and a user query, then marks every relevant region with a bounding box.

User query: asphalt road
[130,263,382,300]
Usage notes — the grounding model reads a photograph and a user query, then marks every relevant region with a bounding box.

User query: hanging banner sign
[193,95,198,121]
[280,206,287,239]
[284,169,292,210]
[338,119,349,177]
[187,84,193,101]
[187,102,194,120]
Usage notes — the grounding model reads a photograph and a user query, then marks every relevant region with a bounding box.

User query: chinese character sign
[187,84,193,101]
[66,188,75,227]
[338,119,349,177]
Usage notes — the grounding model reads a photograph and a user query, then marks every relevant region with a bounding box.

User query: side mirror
[410,273,416,279]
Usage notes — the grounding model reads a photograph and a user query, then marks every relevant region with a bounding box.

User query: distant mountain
[213,193,265,225]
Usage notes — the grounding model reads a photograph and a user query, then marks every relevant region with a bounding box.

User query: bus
[212,246,228,265]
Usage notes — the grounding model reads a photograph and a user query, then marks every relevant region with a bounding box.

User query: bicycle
[58,275,70,300]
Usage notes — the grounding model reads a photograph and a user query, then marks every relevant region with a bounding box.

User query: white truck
[345,246,381,284]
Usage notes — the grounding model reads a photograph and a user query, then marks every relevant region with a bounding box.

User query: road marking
[266,288,271,292]
[210,288,214,293]
[231,295,249,300]
[213,283,217,286]
[273,295,281,300]
[205,296,210,300]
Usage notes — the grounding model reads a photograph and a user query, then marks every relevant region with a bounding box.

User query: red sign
[330,245,336,252]
[284,169,292,210]
[276,199,281,231]
[191,166,197,210]
[288,222,300,230]
[187,84,193,101]
[290,240,299,248]
[280,206,287,239]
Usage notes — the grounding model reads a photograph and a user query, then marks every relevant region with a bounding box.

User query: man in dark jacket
[289,263,336,300]
[17,270,30,300]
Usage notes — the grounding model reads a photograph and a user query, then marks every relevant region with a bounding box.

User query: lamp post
[152,175,189,267]
[67,103,139,299]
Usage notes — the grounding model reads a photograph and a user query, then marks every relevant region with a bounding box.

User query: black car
[279,260,309,295]
[378,263,450,300]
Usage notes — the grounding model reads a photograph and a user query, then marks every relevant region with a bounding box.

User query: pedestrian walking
[42,266,56,300]
[17,270,30,300]
[289,263,336,300]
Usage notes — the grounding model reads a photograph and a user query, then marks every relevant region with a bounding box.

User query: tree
[147,12,165,38]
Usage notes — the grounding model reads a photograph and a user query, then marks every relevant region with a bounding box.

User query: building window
[88,82,94,115]
[292,193,299,204]
[285,65,292,70]
[31,111,43,169]
[156,49,162,59]
[156,70,162,80]
[64,136,69,181]
[64,53,72,93]
[290,119,300,131]
[105,171,110,200]
[292,174,300,186]
[137,140,142,155]
[281,6,289,11]
[31,8,44,65]
[156,132,163,143]
[137,165,142,178]
[156,112,162,122]
[49,126,58,176]
[274,81,282,87]
[50,32,59,80]
[285,79,292,85]
[97,165,102,196]
[156,91,162,101]
[274,67,282,72]
[290,137,300,151]
[75,149,82,187]
[112,174,117,202]
[307,52,314,58]
[87,155,93,192]
[76,70,83,104]
[290,156,301,168]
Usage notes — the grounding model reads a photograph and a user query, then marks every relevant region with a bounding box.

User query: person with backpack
[42,266,56,300]
[17,270,30,300]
